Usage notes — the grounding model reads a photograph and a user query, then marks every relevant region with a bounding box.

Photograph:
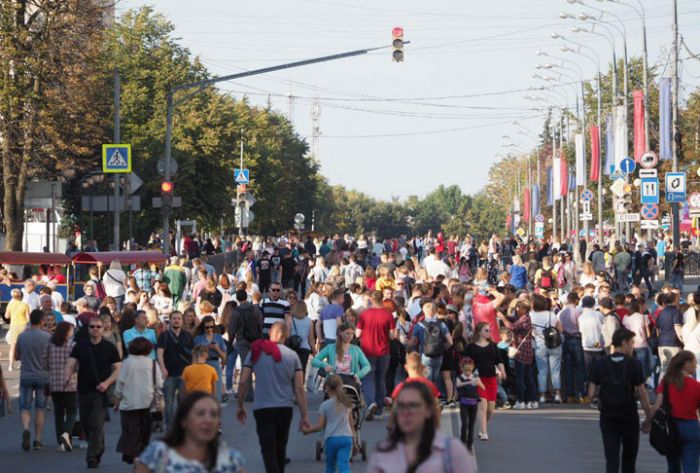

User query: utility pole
[238,137,244,237]
[597,72,604,245]
[113,70,120,251]
[672,0,680,250]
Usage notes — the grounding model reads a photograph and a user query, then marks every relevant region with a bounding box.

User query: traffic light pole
[161,43,397,255]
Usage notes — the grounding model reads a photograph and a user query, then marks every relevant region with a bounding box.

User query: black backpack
[239,306,262,342]
[598,356,634,421]
[543,312,562,349]
[650,380,679,456]
[422,320,447,357]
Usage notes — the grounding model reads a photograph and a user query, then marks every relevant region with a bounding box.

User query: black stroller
[314,373,368,462]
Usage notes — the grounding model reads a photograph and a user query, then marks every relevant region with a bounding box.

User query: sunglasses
[88,325,102,329]
[270,288,281,292]
[204,325,215,330]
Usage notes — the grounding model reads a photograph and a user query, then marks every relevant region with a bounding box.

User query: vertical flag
[523,187,531,223]
[659,77,672,160]
[590,125,601,182]
[560,154,568,197]
[546,167,553,206]
[604,114,615,175]
[532,184,540,217]
[633,90,646,161]
[613,105,628,170]
[553,158,562,201]
[569,171,576,191]
[575,133,586,186]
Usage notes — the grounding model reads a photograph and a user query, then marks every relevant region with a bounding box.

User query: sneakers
[478,432,489,441]
[554,394,562,404]
[22,429,30,452]
[580,396,591,405]
[527,402,539,410]
[56,445,66,452]
[32,440,43,450]
[539,395,546,404]
[513,402,526,410]
[365,403,378,421]
[60,432,73,452]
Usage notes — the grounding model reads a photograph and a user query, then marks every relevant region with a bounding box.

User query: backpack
[598,356,634,421]
[539,269,554,290]
[543,313,562,349]
[649,381,679,456]
[556,264,567,289]
[239,306,262,342]
[421,320,448,357]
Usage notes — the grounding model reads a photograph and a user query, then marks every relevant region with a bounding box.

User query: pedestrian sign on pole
[640,177,659,204]
[234,168,250,184]
[620,157,636,175]
[102,144,132,173]
[665,172,686,203]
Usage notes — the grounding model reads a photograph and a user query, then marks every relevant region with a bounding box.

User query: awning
[71,251,167,265]
[0,252,70,265]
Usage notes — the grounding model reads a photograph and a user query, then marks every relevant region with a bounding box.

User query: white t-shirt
[103,269,126,297]
[622,312,650,349]
[579,309,604,351]
[530,310,558,341]
[682,323,700,354]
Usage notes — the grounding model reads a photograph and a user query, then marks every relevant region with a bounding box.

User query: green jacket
[311,343,371,379]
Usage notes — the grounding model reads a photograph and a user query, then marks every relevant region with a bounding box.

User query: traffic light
[161,181,173,214]
[392,27,404,62]
[237,192,247,208]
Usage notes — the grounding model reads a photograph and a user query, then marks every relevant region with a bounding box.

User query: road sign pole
[162,94,173,255]
[239,139,244,238]
[113,70,120,251]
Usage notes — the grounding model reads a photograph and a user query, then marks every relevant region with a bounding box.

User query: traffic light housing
[392,27,404,62]
[237,192,247,208]
[161,181,173,214]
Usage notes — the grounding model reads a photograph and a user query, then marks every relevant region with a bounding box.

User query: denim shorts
[19,378,48,410]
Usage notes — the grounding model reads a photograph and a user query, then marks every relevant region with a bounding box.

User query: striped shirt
[47,341,77,392]
[261,298,290,337]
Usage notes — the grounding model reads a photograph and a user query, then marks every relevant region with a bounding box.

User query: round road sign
[640,151,658,169]
[689,192,700,209]
[535,214,545,223]
[641,203,659,220]
[620,157,636,174]
[580,189,593,202]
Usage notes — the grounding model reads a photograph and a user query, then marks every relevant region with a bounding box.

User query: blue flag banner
[604,114,614,175]
[569,171,576,191]
[532,184,540,217]
[546,167,553,207]
[659,78,672,161]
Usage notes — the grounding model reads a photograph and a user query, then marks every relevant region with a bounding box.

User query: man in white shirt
[423,247,449,280]
[578,295,604,402]
[47,281,64,310]
[22,279,40,311]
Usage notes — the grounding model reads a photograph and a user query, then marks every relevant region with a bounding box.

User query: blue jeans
[421,355,443,386]
[325,436,352,473]
[19,378,48,410]
[163,376,184,428]
[206,360,223,401]
[563,336,586,398]
[514,360,537,403]
[669,272,683,291]
[667,419,700,473]
[634,347,652,381]
[226,347,238,392]
[535,342,562,392]
[362,354,390,408]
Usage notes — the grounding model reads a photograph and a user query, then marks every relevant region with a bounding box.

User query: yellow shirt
[182,362,218,394]
[6,299,29,327]
[375,277,395,292]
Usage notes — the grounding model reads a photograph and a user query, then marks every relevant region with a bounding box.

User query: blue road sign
[102,144,132,173]
[620,157,636,175]
[640,177,659,204]
[641,203,659,220]
[581,189,593,202]
[234,168,250,184]
[665,172,686,203]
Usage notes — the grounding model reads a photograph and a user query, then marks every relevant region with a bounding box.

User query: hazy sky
[118,0,700,200]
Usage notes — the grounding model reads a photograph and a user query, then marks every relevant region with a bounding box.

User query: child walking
[455,358,484,452]
[182,345,218,395]
[302,375,354,473]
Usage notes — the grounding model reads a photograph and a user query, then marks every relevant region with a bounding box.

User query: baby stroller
[315,373,368,462]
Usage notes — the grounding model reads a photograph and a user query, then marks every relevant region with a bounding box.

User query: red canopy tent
[71,251,167,266]
[0,252,70,265]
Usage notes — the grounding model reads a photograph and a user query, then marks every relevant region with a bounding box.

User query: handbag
[508,329,532,359]
[150,360,165,413]
[286,318,303,352]
[649,381,679,456]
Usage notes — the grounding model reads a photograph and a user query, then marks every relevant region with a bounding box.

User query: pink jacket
[367,432,476,473]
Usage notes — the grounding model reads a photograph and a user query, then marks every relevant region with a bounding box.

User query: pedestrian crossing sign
[102,144,132,173]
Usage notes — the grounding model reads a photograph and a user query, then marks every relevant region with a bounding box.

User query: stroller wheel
[361,440,367,461]
[315,440,322,461]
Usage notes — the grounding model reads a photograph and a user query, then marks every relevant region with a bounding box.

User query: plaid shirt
[47,341,77,392]
[511,315,534,365]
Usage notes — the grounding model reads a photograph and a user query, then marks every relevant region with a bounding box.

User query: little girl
[302,375,354,473]
[455,358,484,452]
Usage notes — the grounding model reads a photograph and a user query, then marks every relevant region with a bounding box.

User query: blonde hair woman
[579,261,596,287]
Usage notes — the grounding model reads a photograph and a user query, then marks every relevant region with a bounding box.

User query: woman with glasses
[193,315,227,402]
[463,322,506,441]
[367,381,474,472]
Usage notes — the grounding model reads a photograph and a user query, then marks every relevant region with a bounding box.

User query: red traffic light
[161,181,173,193]
[392,27,404,38]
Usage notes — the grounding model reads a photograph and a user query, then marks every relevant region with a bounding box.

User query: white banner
[553,157,562,200]
[575,133,586,186]
[613,105,628,171]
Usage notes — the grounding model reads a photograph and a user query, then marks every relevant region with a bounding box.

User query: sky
[117,0,700,200]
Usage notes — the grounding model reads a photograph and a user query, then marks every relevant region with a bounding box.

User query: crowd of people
[0,230,698,473]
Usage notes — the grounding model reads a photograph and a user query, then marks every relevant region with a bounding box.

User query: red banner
[589,125,600,182]
[523,187,531,222]
[560,152,568,197]
[633,90,646,161]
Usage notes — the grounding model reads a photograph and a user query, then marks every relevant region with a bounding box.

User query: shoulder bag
[649,381,679,456]
[150,360,165,413]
